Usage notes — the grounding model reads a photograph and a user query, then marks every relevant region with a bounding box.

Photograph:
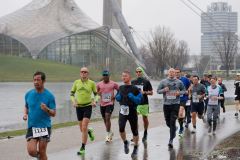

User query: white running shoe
[109,132,114,141]
[212,130,216,135]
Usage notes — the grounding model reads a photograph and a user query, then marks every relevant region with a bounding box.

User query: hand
[72,100,77,108]
[91,101,96,108]
[175,90,180,96]
[23,114,27,121]
[164,87,169,92]
[40,103,49,112]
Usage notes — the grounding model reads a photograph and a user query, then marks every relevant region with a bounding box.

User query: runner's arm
[128,92,142,105]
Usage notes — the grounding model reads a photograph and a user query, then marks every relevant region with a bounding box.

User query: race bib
[102,93,112,102]
[192,93,199,103]
[208,96,218,105]
[166,91,176,100]
[32,127,48,138]
[120,105,129,115]
[136,85,143,91]
[186,100,191,106]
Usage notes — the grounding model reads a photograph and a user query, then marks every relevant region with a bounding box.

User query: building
[0,0,136,72]
[201,2,238,70]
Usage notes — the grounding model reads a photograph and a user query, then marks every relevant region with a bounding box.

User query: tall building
[201,2,238,70]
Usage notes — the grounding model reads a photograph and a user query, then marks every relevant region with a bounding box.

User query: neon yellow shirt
[70,79,97,107]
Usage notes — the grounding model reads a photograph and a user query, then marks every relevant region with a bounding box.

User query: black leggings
[118,110,138,136]
[163,104,180,140]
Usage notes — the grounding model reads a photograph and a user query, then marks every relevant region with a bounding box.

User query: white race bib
[208,96,218,105]
[192,93,199,103]
[120,105,129,115]
[166,91,176,100]
[136,85,143,91]
[186,100,191,106]
[102,93,112,102]
[32,127,48,138]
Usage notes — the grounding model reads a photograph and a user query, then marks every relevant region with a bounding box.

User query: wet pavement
[48,111,240,160]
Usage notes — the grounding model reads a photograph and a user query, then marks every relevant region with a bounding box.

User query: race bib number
[32,127,48,138]
[136,85,143,91]
[166,91,176,100]
[102,93,112,102]
[120,105,129,115]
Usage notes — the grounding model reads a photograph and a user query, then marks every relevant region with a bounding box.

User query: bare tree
[213,32,238,77]
[193,55,210,76]
[148,26,175,77]
[167,40,190,68]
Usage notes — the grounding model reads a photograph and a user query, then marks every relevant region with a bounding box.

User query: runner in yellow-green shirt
[70,67,99,156]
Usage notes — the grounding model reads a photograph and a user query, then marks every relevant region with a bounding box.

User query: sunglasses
[136,71,142,73]
[81,71,88,73]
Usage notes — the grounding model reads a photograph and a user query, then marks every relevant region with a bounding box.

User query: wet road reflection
[48,111,240,160]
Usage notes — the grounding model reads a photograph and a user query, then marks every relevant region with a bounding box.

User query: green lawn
[0,55,105,82]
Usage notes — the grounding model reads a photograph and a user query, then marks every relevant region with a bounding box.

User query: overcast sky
[0,0,239,55]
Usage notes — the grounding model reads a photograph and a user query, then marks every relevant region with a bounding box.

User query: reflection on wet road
[48,111,240,160]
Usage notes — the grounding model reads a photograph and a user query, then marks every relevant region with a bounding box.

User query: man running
[23,71,56,160]
[131,67,153,142]
[234,73,240,117]
[116,70,142,158]
[218,78,227,113]
[70,67,98,155]
[175,68,190,137]
[157,68,185,148]
[200,74,211,115]
[97,70,119,143]
[188,75,206,133]
[206,76,223,135]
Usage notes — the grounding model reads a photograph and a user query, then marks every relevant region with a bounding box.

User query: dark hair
[186,74,191,78]
[210,76,217,81]
[192,75,199,80]
[33,71,46,81]
[175,68,181,72]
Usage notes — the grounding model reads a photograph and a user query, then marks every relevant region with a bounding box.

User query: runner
[116,70,142,158]
[185,74,193,128]
[23,71,56,160]
[188,75,206,133]
[131,67,153,142]
[234,73,240,117]
[206,76,223,135]
[97,70,119,143]
[175,68,191,137]
[200,74,211,115]
[218,78,227,113]
[157,68,185,148]
[70,67,98,155]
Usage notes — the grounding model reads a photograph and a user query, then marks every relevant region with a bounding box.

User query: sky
[0,0,239,55]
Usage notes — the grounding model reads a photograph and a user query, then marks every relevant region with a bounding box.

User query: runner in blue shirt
[23,71,56,160]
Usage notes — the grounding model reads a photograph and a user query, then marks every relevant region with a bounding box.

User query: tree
[148,26,175,77]
[213,32,238,77]
[193,55,210,76]
[167,40,189,69]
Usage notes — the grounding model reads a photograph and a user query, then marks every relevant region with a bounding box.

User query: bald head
[80,67,89,80]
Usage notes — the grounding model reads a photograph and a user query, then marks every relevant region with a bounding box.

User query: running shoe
[109,132,114,141]
[142,134,147,142]
[178,127,184,138]
[191,127,196,134]
[212,130,216,136]
[235,112,238,117]
[77,148,85,156]
[168,139,173,148]
[131,147,138,158]
[208,126,212,135]
[88,128,95,141]
[124,141,129,154]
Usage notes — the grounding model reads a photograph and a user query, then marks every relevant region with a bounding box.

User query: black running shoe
[124,141,129,154]
[168,140,173,148]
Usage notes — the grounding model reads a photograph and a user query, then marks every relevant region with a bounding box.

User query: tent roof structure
[0,0,131,58]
